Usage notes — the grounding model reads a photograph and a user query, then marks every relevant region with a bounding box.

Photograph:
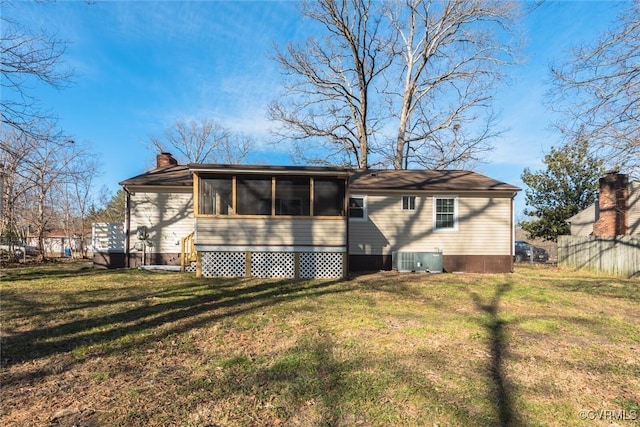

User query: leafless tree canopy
[1,129,100,258]
[387,0,517,169]
[270,0,520,170]
[148,117,253,165]
[0,2,72,137]
[269,0,394,168]
[549,1,640,177]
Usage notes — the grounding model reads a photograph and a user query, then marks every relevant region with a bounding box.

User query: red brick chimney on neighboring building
[592,171,629,237]
[156,152,178,168]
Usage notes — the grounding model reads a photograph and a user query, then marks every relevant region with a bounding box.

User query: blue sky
[4,1,623,215]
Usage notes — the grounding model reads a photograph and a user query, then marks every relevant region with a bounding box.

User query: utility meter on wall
[136,226,148,241]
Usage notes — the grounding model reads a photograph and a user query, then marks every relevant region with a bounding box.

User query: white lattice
[201,252,245,277]
[251,252,295,278]
[300,252,343,278]
[185,262,197,273]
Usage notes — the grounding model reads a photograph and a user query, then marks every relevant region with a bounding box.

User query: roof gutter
[188,166,351,177]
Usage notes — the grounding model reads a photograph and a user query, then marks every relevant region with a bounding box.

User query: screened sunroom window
[313,178,345,216]
[237,177,272,215]
[276,177,311,216]
[199,177,232,215]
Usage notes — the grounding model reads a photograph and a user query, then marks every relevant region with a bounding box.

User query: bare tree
[0,1,72,138]
[0,128,94,259]
[549,1,640,176]
[269,0,395,168]
[149,117,252,164]
[387,0,518,169]
[270,0,519,170]
[58,155,101,257]
[0,131,32,251]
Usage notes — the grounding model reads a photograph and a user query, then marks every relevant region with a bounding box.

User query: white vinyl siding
[196,218,347,247]
[349,192,513,256]
[129,189,194,253]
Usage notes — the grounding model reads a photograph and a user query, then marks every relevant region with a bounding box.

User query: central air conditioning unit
[392,251,443,273]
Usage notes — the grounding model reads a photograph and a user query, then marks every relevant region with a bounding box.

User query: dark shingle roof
[119,165,192,187]
[349,169,520,192]
[119,165,519,192]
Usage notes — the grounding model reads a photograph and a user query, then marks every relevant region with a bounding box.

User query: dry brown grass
[1,262,638,426]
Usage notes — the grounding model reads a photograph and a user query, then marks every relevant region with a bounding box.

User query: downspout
[124,186,131,268]
[511,192,517,273]
[345,176,350,278]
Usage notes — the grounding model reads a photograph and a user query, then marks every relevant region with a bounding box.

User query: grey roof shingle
[120,165,520,192]
[349,169,520,192]
[119,165,192,187]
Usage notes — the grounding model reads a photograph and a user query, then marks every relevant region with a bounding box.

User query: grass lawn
[1,262,639,426]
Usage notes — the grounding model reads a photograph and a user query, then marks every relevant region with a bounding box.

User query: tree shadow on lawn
[173,329,364,426]
[466,281,521,427]
[252,330,357,425]
[1,275,352,384]
[0,263,102,282]
[550,277,640,303]
[462,280,631,427]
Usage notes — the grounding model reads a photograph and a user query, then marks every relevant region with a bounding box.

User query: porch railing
[180,232,196,272]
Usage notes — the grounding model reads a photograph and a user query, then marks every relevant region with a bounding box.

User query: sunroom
[189,164,351,278]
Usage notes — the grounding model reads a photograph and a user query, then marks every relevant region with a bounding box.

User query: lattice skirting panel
[185,262,197,273]
[199,250,344,278]
[251,252,295,278]
[200,252,246,277]
[300,252,344,278]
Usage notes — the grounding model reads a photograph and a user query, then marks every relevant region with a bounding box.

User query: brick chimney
[592,171,628,237]
[156,152,178,168]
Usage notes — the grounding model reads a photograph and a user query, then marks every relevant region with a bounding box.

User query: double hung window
[348,196,366,220]
[434,196,457,230]
[402,195,416,211]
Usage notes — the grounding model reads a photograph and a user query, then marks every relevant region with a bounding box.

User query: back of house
[99,153,520,277]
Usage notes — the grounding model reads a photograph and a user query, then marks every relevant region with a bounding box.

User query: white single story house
[104,153,520,277]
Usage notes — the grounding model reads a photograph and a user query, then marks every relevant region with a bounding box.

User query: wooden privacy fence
[558,235,640,277]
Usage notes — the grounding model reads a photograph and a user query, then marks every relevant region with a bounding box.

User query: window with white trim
[402,195,416,211]
[434,196,457,230]
[349,195,367,220]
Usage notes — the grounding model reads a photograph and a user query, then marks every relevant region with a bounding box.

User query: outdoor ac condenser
[392,251,443,273]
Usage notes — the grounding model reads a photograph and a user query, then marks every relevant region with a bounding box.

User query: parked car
[0,243,39,258]
[515,240,549,263]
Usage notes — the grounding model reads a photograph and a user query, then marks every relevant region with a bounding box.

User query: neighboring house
[566,172,640,237]
[560,172,639,277]
[566,204,597,236]
[26,229,91,258]
[111,153,520,277]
